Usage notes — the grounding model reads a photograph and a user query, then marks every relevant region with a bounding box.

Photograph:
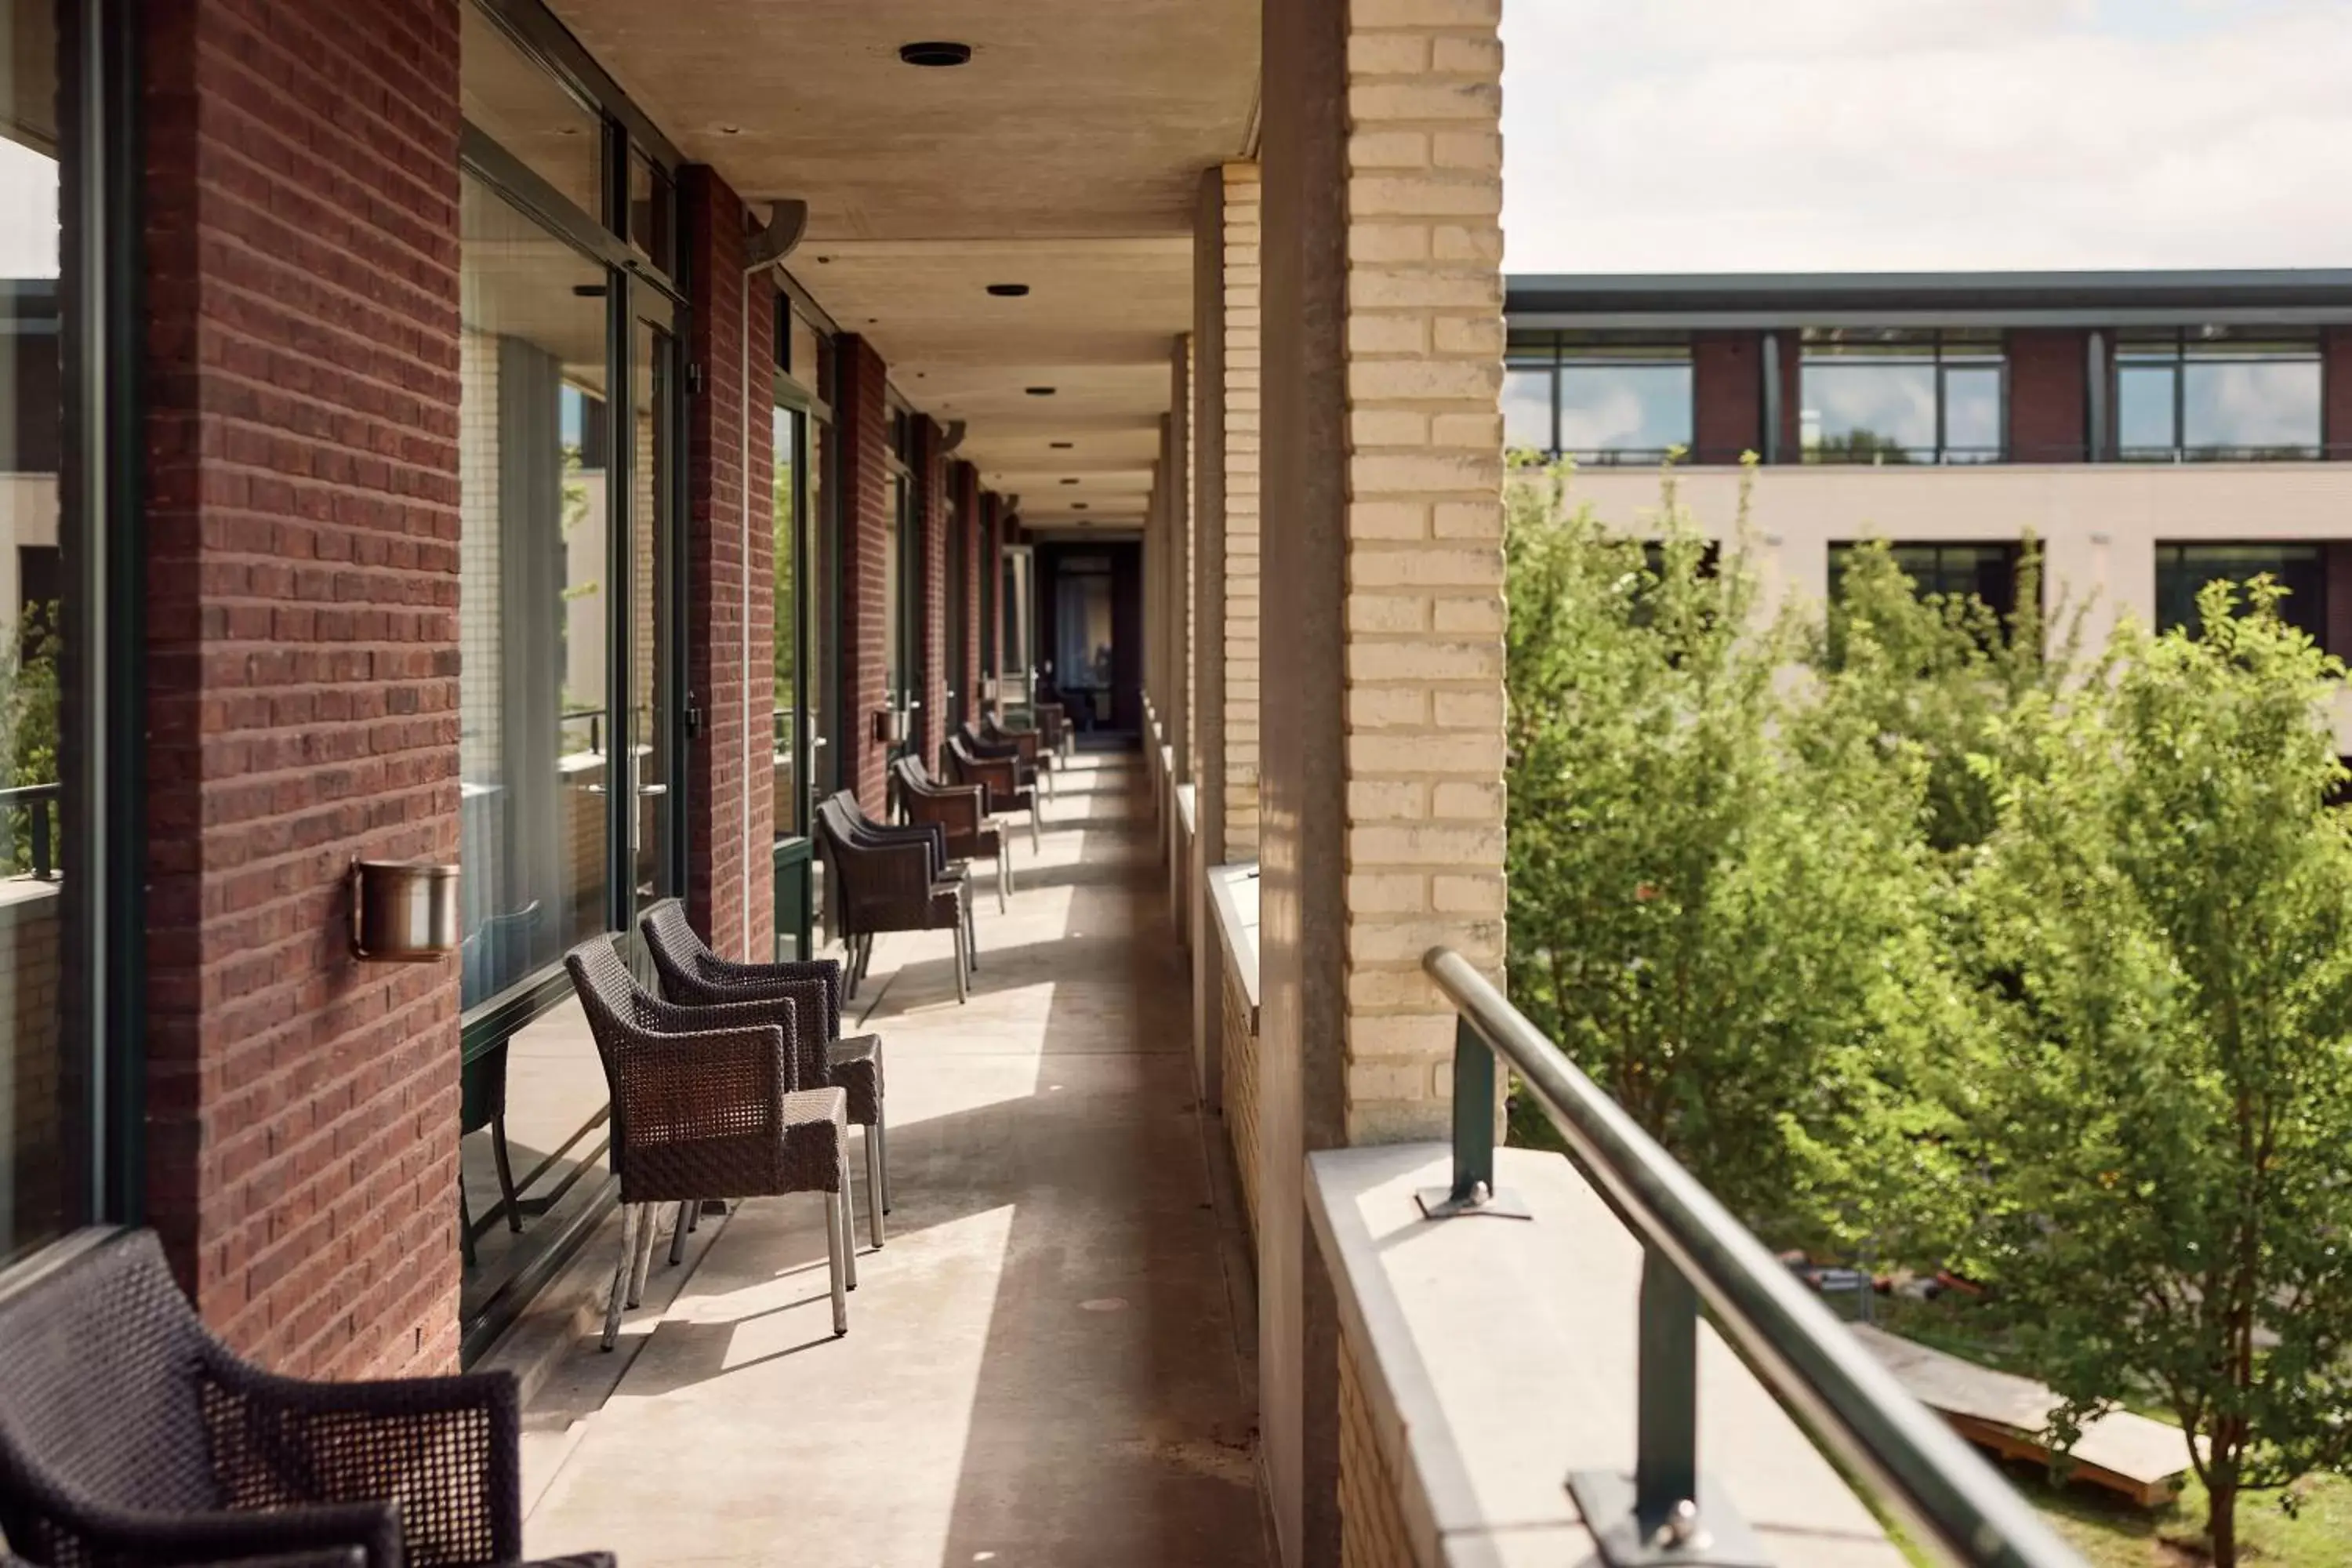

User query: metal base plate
[1566,1472,1770,1567]
[1415,1185,1534,1221]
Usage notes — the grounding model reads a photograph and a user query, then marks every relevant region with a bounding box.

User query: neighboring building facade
[1506,272,2352,681]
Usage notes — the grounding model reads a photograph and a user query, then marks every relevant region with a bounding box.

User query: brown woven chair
[945,732,1040,853]
[638,900,890,1248]
[564,938,855,1348]
[975,717,1053,800]
[893,754,1010,911]
[0,1229,612,1568]
[816,793,970,1004]
[1033,702,1071,760]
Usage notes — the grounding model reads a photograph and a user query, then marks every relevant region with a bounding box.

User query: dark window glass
[0,0,75,1264]
[2154,543,2330,648]
[1831,541,2024,623]
[626,145,673,274]
[1802,331,2004,464]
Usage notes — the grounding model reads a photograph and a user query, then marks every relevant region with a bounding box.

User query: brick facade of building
[835,336,891,814]
[139,0,466,1378]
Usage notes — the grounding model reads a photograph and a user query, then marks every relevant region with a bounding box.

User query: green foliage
[1507,459,2352,1564]
[1503,466,1944,1248]
[1936,580,2352,1566]
[0,604,60,875]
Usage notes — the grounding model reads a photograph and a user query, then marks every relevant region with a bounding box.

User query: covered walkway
[519,752,1272,1567]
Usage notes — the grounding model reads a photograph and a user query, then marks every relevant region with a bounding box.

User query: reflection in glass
[808,416,836,797]
[630,319,675,908]
[772,404,799,837]
[1558,352,1691,464]
[1832,542,2024,623]
[2119,332,2323,460]
[0,0,71,1264]
[627,146,673,274]
[884,470,906,702]
[1502,365,1552,453]
[457,174,610,1006]
[2155,543,2329,648]
[2116,358,2177,456]
[1802,332,2005,464]
[459,6,602,221]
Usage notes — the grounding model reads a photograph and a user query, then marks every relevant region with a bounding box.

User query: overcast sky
[1500,0,2352,275]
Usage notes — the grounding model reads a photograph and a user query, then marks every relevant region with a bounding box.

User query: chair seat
[827,1033,884,1126]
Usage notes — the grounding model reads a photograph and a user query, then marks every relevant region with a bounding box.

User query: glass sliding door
[626,315,677,914]
[771,397,813,960]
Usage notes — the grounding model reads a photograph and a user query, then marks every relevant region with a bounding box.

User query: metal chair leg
[826,1190,848,1337]
[964,887,978,971]
[602,1203,640,1351]
[669,1199,692,1266]
[997,850,1010,912]
[876,1112,891,1214]
[865,1123,887,1248]
[840,1150,860,1291]
[626,1203,658,1308]
[491,1113,524,1233]
[1030,807,1041,852]
[953,922,970,1004]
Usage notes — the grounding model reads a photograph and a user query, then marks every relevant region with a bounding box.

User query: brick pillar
[1169,342,1192,783]
[1261,0,1505,1559]
[978,492,999,703]
[2324,328,2352,460]
[681,168,774,962]
[1692,330,1762,465]
[1222,168,1264,860]
[910,418,949,761]
[836,337,891,813]
[140,0,465,1377]
[955,463,983,726]
[2008,329,2089,463]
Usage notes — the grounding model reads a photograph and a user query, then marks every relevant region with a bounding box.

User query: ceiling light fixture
[898,41,973,67]
[1025,387,1056,397]
[1050,441,1074,449]
[1073,503,1090,510]
[985,283,1029,297]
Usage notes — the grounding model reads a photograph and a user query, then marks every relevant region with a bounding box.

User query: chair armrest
[11,1504,401,1568]
[645,980,828,1093]
[903,783,985,838]
[194,1356,521,1567]
[686,956,843,1040]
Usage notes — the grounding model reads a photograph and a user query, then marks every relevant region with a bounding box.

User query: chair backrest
[638,897,711,993]
[561,936,643,1082]
[0,1230,224,1545]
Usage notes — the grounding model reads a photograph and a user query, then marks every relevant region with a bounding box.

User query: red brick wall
[2008,329,2088,463]
[915,418,949,761]
[1690,331,1760,465]
[2325,328,2352,460]
[140,0,464,1378]
[955,463,983,725]
[1775,333,1802,462]
[835,337,890,814]
[682,168,774,961]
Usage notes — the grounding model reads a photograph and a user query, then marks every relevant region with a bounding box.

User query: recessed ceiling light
[1060,478,1079,485]
[719,125,741,136]
[1073,503,1090,510]
[985,283,1029,298]
[1025,387,1056,397]
[898,41,972,67]
[1050,441,1074,449]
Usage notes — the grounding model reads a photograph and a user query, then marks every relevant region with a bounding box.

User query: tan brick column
[1260,0,1504,1559]
[1222,167,1264,860]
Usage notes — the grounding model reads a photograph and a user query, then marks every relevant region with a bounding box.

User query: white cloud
[1501,0,2352,273]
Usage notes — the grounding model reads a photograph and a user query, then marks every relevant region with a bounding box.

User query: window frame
[2114,328,2325,463]
[1798,329,2008,466]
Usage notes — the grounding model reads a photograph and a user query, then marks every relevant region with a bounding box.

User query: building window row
[1507,326,2340,466]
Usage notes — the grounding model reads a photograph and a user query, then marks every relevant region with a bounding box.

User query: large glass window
[0,0,75,1264]
[457,174,610,1007]
[1504,333,1692,463]
[772,403,799,837]
[2117,329,2323,461]
[2155,543,2334,650]
[628,318,676,908]
[1802,330,2004,465]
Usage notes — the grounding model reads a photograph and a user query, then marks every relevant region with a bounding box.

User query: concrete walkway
[521,751,1272,1568]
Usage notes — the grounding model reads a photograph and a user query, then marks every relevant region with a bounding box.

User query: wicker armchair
[973,719,1053,800]
[944,733,1040,852]
[892,754,1010,911]
[1033,702,1071,760]
[638,900,890,1249]
[816,793,970,1004]
[0,1230,613,1568]
[564,938,855,1348]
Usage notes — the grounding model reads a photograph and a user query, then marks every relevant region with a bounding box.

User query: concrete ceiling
[545,0,1261,529]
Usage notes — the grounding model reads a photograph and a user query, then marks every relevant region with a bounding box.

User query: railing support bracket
[1414,1180,1532,1221]
[1566,1471,1769,1567]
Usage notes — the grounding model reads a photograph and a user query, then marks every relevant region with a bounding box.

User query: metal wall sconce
[350,859,460,963]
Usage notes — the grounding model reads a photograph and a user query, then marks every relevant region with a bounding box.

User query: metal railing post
[1416,1005,1530,1221]
[1634,1248,1698,1526]
[31,798,52,881]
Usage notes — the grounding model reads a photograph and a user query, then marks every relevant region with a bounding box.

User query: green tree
[1944,579,2352,1567]
[1504,465,1942,1247]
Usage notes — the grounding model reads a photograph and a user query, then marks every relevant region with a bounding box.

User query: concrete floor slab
[521,753,1272,1568]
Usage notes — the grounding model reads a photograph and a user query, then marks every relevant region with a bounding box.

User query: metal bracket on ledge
[1566,1472,1769,1568]
[1414,1179,1532,1221]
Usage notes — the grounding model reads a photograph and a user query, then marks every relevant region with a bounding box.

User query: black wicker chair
[892,754,1010,911]
[637,900,890,1249]
[564,938,855,1350]
[815,793,969,1004]
[944,733,1040,853]
[0,1230,613,1568]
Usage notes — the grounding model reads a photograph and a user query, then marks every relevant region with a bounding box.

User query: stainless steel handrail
[1421,946,2085,1568]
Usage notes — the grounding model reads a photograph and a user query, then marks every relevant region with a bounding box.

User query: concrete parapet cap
[1305,1143,1904,1568]
[1206,859,1260,1017]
